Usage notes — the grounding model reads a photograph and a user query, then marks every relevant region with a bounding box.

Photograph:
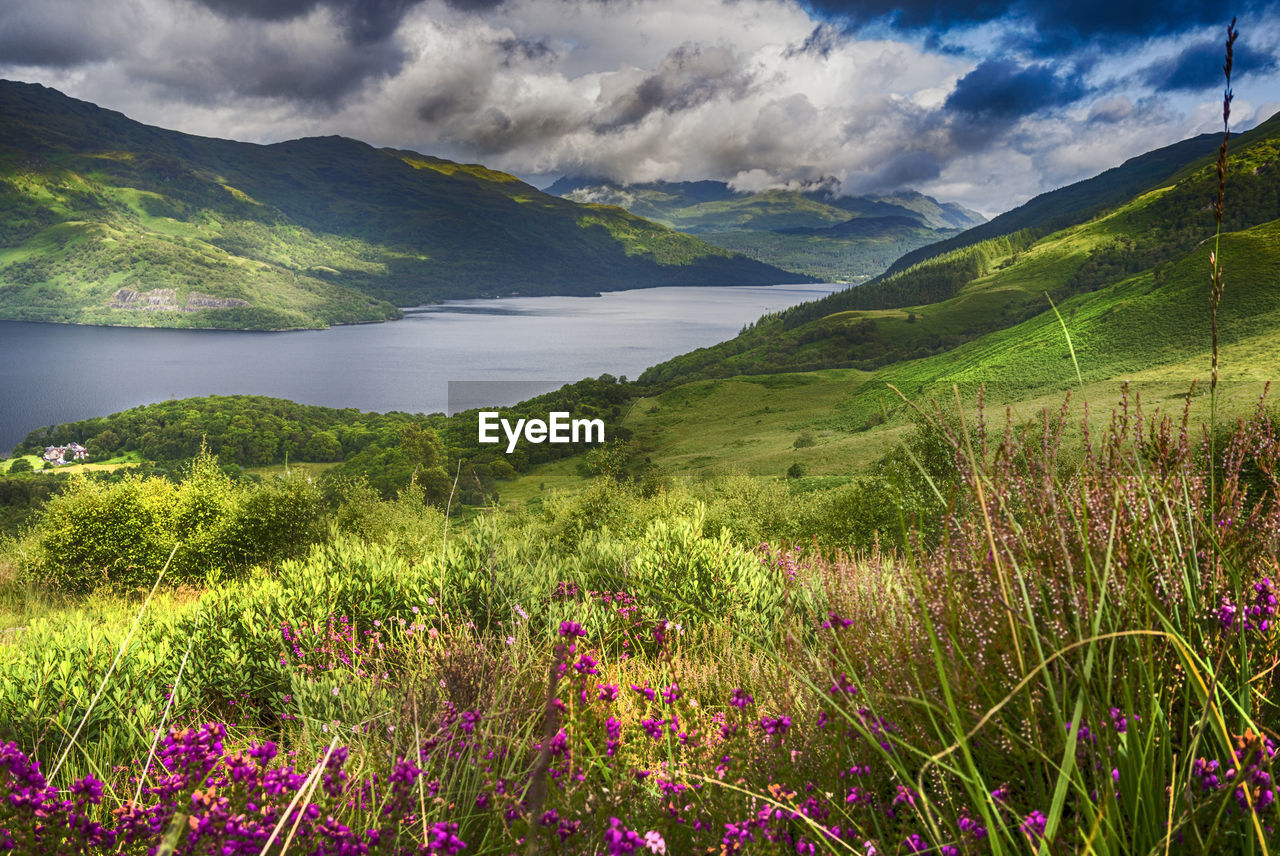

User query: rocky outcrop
[185,292,250,309]
[109,288,249,311]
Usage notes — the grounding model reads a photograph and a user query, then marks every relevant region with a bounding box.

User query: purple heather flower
[641,718,665,740]
[729,688,754,708]
[958,814,987,840]
[822,611,855,630]
[428,821,467,854]
[829,673,858,695]
[652,621,668,648]
[604,817,646,854]
[631,684,657,702]
[69,775,104,804]
[1020,810,1048,842]
[759,715,790,736]
[559,620,586,638]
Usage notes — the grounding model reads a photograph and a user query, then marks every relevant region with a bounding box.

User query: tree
[89,429,120,457]
[400,424,443,470]
[7,458,33,474]
[489,459,517,480]
[304,430,342,462]
[585,439,631,481]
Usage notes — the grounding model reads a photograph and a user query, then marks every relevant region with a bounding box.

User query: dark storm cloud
[462,107,580,154]
[225,43,406,102]
[805,0,1263,56]
[497,37,558,66]
[441,0,508,10]
[0,19,108,67]
[194,0,423,43]
[1141,38,1279,92]
[416,70,494,123]
[194,0,321,21]
[945,59,1089,119]
[802,0,1008,30]
[0,0,411,105]
[594,44,753,131]
[860,150,944,190]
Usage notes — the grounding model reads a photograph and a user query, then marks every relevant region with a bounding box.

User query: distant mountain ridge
[546,176,986,232]
[545,175,984,282]
[0,80,801,330]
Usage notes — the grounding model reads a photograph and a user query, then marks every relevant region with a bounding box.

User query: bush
[34,474,178,592]
[28,449,327,592]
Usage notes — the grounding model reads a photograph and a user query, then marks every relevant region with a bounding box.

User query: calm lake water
[0,283,841,453]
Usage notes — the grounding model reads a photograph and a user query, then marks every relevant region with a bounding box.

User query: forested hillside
[0,81,799,330]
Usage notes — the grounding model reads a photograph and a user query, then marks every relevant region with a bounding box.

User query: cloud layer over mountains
[2,0,1277,215]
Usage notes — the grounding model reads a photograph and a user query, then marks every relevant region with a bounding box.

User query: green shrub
[221,473,326,569]
[33,475,178,593]
[169,452,240,578]
[29,449,327,592]
[694,473,796,544]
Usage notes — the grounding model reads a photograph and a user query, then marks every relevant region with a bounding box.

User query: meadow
[2,375,1280,853]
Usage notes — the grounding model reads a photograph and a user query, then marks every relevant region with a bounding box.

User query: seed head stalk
[1209,18,1236,503]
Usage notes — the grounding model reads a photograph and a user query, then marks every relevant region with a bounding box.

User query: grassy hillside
[0,81,799,330]
[548,176,982,281]
[877,113,1280,280]
[637,111,1280,385]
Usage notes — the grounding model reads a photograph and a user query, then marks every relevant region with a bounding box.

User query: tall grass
[1,385,1277,853]
[816,385,1280,852]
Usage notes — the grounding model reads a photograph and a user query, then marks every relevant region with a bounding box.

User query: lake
[0,283,842,453]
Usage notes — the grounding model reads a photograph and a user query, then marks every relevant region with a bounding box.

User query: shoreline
[0,280,834,333]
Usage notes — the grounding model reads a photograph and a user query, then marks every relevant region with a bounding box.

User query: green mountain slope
[0,80,800,330]
[876,117,1280,277]
[639,112,1280,386]
[546,176,984,281]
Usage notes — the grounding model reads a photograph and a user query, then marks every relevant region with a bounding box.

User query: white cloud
[1,0,1277,214]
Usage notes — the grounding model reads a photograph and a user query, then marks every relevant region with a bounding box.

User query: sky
[1,0,1278,216]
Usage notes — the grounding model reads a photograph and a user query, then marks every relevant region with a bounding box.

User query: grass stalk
[127,620,199,811]
[48,542,180,784]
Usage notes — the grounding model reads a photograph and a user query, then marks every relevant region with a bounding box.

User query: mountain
[546,176,985,282]
[638,110,1280,386]
[877,128,1251,277]
[0,81,801,331]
